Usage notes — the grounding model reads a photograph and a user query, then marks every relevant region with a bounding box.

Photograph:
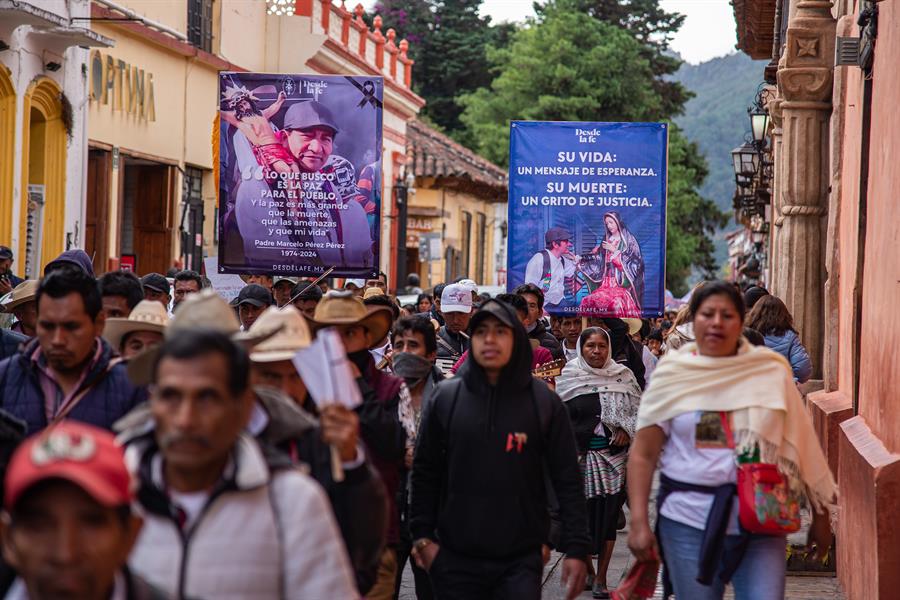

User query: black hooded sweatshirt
[409,300,590,560]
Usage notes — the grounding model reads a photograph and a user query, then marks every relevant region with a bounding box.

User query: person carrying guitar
[449,294,561,388]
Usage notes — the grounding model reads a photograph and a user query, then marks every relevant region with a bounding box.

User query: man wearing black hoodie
[410,299,589,600]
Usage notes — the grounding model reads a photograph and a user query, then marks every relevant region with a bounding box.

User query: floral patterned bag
[718,411,801,535]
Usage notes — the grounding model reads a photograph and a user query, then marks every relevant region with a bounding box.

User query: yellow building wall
[218,2,268,71]
[183,64,217,168]
[113,0,188,36]
[409,182,498,287]
[88,26,192,162]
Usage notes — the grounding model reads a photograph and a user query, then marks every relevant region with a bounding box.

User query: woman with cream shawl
[626,281,835,600]
[558,327,641,599]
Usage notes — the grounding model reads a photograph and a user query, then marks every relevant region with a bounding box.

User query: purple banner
[217,72,382,277]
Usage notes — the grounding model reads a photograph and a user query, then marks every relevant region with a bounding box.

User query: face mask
[392,352,433,387]
[347,349,371,375]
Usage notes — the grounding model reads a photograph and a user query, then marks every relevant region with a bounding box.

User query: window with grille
[187,0,213,52]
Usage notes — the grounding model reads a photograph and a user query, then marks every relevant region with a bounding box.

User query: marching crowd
[0,244,835,600]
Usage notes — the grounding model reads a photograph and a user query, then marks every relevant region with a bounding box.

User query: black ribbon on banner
[345,77,383,109]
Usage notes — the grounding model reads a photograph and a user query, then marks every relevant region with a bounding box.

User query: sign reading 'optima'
[89,50,156,121]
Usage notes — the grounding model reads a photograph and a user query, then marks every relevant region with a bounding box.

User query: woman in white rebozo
[557,326,641,599]
[626,280,836,600]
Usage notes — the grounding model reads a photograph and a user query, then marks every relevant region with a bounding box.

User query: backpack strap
[541,249,552,282]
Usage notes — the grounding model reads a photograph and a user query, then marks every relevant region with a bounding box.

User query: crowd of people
[0,244,835,600]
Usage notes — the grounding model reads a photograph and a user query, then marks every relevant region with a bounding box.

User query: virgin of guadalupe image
[578,211,645,317]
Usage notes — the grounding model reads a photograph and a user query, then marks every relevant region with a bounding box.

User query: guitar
[532,358,566,380]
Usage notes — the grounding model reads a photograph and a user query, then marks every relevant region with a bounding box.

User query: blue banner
[507,121,667,318]
[217,73,382,278]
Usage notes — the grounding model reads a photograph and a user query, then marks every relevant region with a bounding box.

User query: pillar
[773,0,835,379]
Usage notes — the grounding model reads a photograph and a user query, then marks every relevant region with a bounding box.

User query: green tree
[374,0,503,137]
[460,5,726,293]
[458,8,660,165]
[665,127,729,294]
[538,0,690,117]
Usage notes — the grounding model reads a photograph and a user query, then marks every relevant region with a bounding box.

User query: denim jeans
[658,515,786,600]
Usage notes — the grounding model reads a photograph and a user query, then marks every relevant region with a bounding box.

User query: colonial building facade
[734,1,900,597]
[81,0,422,281]
[405,119,507,288]
[0,0,111,278]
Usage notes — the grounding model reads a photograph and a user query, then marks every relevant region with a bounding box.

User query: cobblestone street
[398,532,846,600]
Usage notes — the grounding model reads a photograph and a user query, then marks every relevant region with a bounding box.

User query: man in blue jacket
[0,267,146,433]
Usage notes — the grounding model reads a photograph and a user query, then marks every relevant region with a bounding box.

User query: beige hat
[103,300,169,351]
[248,305,312,362]
[362,286,386,300]
[3,280,37,313]
[309,290,392,349]
[622,318,643,337]
[127,289,282,385]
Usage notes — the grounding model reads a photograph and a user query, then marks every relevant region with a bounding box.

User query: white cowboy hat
[2,280,38,313]
[103,300,169,352]
[127,289,282,385]
[248,305,313,363]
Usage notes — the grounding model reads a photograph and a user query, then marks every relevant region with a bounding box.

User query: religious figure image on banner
[506,121,667,318]
[578,212,645,317]
[217,73,383,278]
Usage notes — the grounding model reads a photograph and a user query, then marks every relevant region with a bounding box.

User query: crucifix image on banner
[217,72,383,278]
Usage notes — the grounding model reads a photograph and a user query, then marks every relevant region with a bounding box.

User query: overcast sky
[480,0,738,64]
[362,0,738,64]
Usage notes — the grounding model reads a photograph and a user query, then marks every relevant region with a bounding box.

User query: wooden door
[132,164,172,274]
[85,149,110,273]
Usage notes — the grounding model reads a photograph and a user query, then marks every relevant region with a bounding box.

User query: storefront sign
[89,50,156,121]
[507,121,668,317]
[217,72,383,278]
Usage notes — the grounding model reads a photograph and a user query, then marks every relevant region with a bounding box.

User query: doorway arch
[0,66,14,244]
[19,77,67,277]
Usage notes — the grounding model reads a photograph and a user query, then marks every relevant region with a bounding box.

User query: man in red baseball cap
[0,422,168,599]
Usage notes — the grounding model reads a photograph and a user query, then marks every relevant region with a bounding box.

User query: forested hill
[673,53,769,215]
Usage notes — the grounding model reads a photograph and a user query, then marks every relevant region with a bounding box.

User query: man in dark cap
[278,101,373,269]
[0,246,23,295]
[141,273,171,308]
[281,100,340,173]
[524,227,577,310]
[291,280,323,318]
[230,283,273,330]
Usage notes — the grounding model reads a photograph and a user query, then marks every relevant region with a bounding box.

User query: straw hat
[127,289,282,385]
[309,290,392,349]
[362,286,385,300]
[622,318,643,337]
[103,300,169,351]
[248,306,312,362]
[2,280,37,313]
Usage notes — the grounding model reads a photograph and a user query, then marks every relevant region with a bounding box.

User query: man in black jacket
[410,300,589,600]
[515,283,564,360]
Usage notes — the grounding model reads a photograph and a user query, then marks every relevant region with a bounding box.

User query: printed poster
[507,121,667,317]
[217,72,383,277]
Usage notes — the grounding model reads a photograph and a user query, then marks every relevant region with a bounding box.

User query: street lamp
[732,142,760,179]
[749,105,770,146]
